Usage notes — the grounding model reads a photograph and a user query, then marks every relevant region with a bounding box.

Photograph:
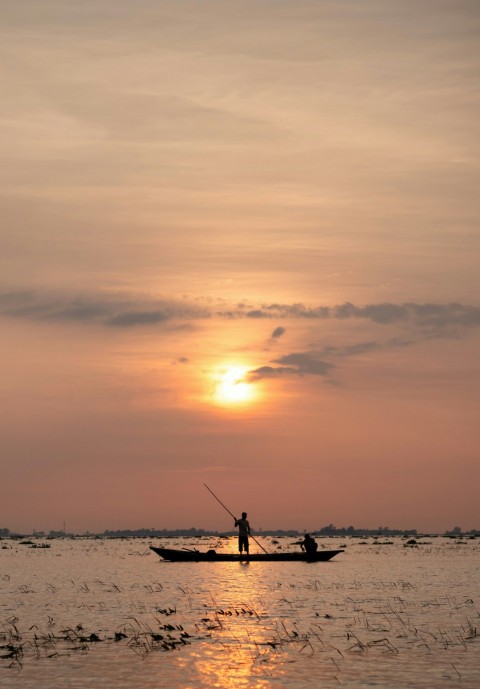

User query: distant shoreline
[2,527,479,539]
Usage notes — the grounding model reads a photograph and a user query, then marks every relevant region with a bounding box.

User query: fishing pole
[203,482,268,554]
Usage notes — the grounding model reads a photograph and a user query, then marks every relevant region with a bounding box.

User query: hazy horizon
[4,524,475,537]
[2,1,479,535]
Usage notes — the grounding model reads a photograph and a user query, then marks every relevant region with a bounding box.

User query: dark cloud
[317,341,381,358]
[244,365,294,382]
[0,289,206,327]
[271,326,286,339]
[0,291,111,323]
[258,304,331,319]
[239,301,480,333]
[246,309,268,319]
[246,352,334,382]
[1,289,480,336]
[317,337,415,359]
[246,336,419,384]
[332,302,408,323]
[107,310,169,327]
[274,352,333,376]
[215,300,480,336]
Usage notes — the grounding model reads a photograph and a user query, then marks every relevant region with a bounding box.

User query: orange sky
[1,0,479,533]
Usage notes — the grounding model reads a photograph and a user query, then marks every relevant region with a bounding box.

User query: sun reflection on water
[182,561,279,688]
[192,648,273,689]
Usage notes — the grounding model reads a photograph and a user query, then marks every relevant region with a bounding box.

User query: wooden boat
[150,546,343,562]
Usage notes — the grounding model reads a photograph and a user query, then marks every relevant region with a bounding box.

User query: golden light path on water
[174,561,276,689]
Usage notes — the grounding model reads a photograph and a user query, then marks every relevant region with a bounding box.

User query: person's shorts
[238,535,249,552]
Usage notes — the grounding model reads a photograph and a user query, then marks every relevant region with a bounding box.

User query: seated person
[297,533,318,554]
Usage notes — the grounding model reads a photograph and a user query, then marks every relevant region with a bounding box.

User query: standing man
[234,512,251,556]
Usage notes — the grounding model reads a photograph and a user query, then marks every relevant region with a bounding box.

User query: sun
[213,366,255,406]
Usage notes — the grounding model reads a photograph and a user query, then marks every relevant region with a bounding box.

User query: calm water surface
[1,537,479,688]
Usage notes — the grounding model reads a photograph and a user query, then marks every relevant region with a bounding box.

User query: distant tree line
[314,524,419,537]
[1,525,479,538]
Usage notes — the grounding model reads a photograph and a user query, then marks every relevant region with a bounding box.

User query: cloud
[246,336,419,384]
[246,310,268,319]
[1,289,480,338]
[271,326,286,339]
[245,301,480,332]
[322,341,380,357]
[317,338,414,358]
[246,352,334,382]
[0,289,207,327]
[245,366,294,382]
[107,310,169,327]
[274,352,333,375]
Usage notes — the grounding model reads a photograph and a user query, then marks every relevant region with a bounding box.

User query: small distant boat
[150,546,343,562]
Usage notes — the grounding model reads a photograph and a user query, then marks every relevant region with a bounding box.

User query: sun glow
[214,366,255,406]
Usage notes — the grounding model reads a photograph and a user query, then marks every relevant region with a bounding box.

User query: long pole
[203,483,268,554]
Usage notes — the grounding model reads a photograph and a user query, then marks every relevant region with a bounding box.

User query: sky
[1,0,479,534]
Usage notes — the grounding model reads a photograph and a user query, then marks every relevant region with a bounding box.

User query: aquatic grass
[0,641,29,668]
[2,607,478,683]
[0,611,197,667]
[94,579,122,593]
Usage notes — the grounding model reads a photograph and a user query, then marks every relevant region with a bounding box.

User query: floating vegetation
[0,612,196,668]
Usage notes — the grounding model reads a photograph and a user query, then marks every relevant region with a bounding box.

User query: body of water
[1,536,479,688]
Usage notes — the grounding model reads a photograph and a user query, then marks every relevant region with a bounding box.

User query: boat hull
[150,546,343,562]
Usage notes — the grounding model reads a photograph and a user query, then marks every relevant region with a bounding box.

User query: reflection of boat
[150,546,343,562]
